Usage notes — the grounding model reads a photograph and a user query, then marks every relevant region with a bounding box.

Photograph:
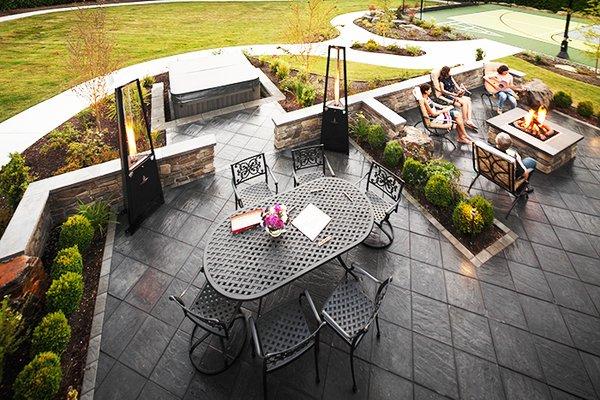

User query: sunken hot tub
[170,64,261,119]
[487,108,584,174]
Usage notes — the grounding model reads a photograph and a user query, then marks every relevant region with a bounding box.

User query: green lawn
[0,0,370,122]
[262,55,429,81]
[497,55,600,109]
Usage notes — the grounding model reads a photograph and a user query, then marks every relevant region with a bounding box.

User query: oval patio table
[203,177,374,302]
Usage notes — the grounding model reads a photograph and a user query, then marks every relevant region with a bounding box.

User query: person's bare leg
[454,115,471,143]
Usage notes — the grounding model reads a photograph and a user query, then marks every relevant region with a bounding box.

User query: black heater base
[321,106,349,154]
[124,155,164,235]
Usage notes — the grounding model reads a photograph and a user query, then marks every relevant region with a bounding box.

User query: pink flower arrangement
[262,202,288,237]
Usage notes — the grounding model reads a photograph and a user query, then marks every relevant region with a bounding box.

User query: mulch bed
[553,106,600,127]
[247,56,409,113]
[351,42,425,56]
[353,135,505,255]
[0,225,106,400]
[516,52,600,87]
[355,17,470,42]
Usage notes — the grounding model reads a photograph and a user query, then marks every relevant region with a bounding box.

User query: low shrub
[76,108,95,128]
[364,39,380,52]
[51,246,83,279]
[453,201,484,236]
[383,141,404,168]
[141,75,156,89]
[58,214,94,252]
[577,101,595,118]
[0,297,26,382]
[275,60,290,80]
[386,44,401,53]
[533,54,544,65]
[350,112,370,142]
[77,200,112,235]
[367,76,383,90]
[553,91,573,109]
[0,152,32,210]
[468,195,494,229]
[46,272,84,316]
[424,174,455,208]
[475,48,485,61]
[13,352,62,400]
[401,158,428,188]
[441,24,452,32]
[429,26,444,37]
[424,158,460,182]
[351,41,361,49]
[405,45,423,56]
[420,19,436,30]
[31,312,71,356]
[367,124,387,149]
[282,77,317,107]
[269,58,281,74]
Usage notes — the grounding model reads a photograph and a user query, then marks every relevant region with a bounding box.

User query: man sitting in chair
[495,132,536,192]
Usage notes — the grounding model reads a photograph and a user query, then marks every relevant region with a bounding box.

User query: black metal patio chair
[321,266,393,392]
[291,144,336,187]
[231,153,278,209]
[356,161,404,249]
[412,86,457,150]
[169,281,246,374]
[249,290,325,400]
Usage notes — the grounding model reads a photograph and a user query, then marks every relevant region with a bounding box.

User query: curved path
[0,7,521,165]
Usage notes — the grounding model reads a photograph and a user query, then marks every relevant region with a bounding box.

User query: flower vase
[266,227,285,238]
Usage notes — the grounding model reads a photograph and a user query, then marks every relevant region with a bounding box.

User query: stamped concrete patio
[95,92,600,400]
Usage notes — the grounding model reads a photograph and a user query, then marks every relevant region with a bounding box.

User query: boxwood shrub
[453,201,484,236]
[383,141,404,168]
[424,158,460,182]
[58,214,94,252]
[31,311,71,356]
[468,195,494,229]
[424,174,455,209]
[401,158,428,189]
[552,91,572,109]
[577,101,595,118]
[51,245,83,279]
[46,272,84,316]
[13,352,62,400]
[367,124,387,150]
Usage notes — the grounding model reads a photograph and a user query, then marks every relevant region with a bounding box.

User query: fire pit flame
[513,106,557,141]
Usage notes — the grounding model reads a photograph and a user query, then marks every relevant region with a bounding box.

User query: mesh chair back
[292,145,325,172]
[231,153,267,186]
[170,295,229,337]
[366,162,404,202]
[472,141,523,193]
[353,275,393,340]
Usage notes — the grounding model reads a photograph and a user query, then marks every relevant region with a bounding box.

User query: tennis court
[425,4,598,66]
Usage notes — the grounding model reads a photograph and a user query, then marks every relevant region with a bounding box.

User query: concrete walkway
[0,8,521,165]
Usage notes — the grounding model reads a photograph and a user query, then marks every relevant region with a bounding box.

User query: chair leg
[467,173,480,193]
[375,315,381,339]
[350,347,357,393]
[505,194,523,219]
[263,363,268,400]
[363,220,394,249]
[314,335,320,384]
[219,336,228,369]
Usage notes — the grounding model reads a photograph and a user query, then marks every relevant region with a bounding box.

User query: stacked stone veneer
[0,135,216,262]
[273,63,488,149]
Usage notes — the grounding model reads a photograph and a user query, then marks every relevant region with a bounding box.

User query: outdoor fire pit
[487,107,584,174]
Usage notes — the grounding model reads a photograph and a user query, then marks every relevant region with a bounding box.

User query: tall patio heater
[115,79,164,234]
[321,45,349,154]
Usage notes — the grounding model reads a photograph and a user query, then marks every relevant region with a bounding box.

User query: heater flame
[125,118,137,157]
[334,48,341,106]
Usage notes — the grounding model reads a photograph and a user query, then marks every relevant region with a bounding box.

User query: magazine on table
[292,203,331,241]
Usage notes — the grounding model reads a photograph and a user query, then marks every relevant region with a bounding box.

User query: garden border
[350,137,518,267]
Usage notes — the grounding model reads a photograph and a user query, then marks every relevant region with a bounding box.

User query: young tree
[584,0,600,72]
[284,0,337,74]
[66,1,117,131]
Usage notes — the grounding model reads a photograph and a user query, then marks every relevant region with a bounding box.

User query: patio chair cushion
[365,191,393,224]
[255,303,312,370]
[238,181,274,207]
[322,277,375,340]
[473,140,526,193]
[295,170,326,186]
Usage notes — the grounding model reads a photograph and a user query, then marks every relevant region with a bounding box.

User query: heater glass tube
[334,48,341,106]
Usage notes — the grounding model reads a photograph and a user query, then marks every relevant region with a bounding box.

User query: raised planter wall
[273,63,486,150]
[0,135,216,262]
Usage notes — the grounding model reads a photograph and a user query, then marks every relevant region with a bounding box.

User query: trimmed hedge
[424,174,455,209]
[46,272,84,316]
[13,352,62,400]
[453,201,485,236]
[468,195,495,229]
[58,214,94,252]
[31,311,71,356]
[401,158,428,188]
[51,245,83,279]
[383,141,404,168]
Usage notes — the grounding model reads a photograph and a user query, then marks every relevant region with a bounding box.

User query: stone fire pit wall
[273,63,489,149]
[0,135,216,262]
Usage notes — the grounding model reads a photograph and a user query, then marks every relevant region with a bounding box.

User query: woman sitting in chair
[438,66,477,130]
[420,83,472,145]
[495,132,536,192]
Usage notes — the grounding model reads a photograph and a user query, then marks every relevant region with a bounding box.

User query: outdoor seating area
[1,2,600,400]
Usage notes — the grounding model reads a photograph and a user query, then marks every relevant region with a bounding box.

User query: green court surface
[424,4,598,67]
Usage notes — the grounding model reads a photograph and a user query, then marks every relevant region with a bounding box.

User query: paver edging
[350,138,517,267]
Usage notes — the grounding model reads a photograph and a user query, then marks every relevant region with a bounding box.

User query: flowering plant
[262,203,288,237]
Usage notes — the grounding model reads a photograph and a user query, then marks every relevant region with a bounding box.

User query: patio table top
[203,177,374,301]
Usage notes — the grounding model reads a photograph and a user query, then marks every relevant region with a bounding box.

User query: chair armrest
[249,316,264,358]
[322,310,351,341]
[169,295,186,308]
[351,264,382,284]
[354,172,369,188]
[231,178,242,203]
[266,165,279,194]
[324,155,336,177]
[300,290,322,324]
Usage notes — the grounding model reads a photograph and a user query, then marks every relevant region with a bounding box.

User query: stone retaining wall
[0,135,216,262]
[273,63,489,150]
